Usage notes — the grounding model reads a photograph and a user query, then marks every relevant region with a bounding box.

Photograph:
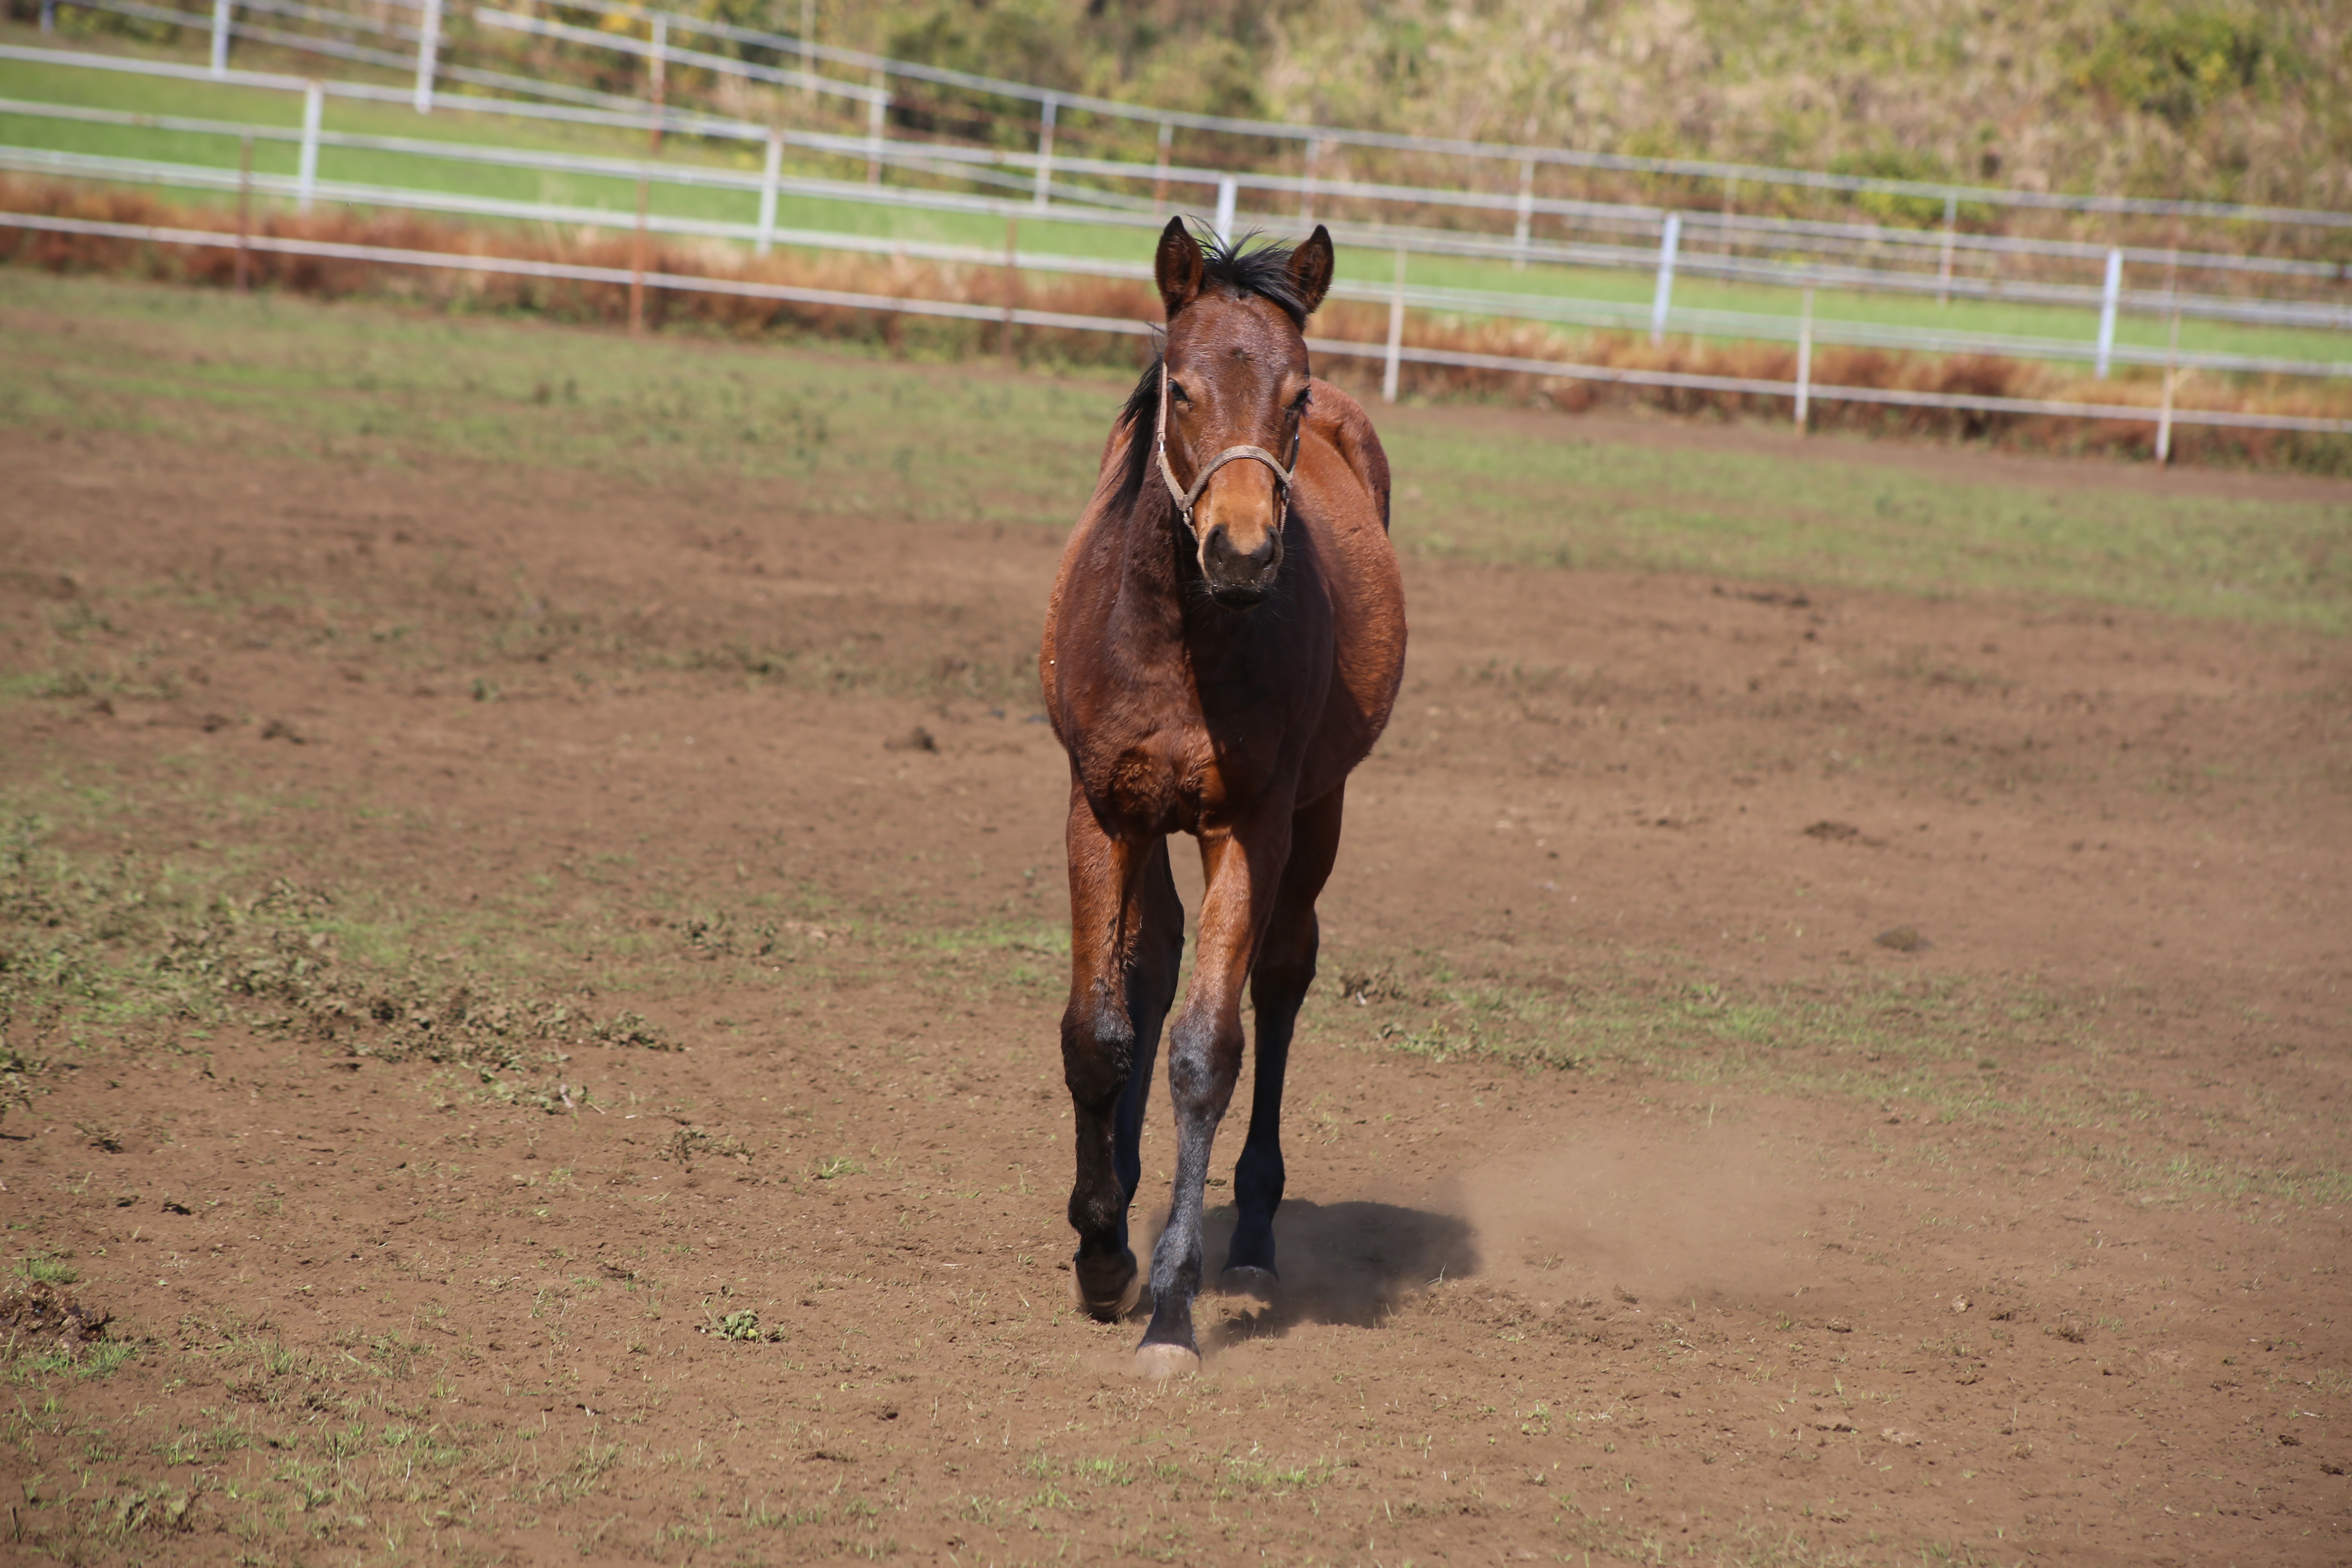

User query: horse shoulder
[1043,418,1148,718]
[1305,378,1393,533]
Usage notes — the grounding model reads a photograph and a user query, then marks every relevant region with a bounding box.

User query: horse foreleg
[1060,790,1155,1321]
[1137,815,1290,1375]
[1224,784,1344,1292]
[1113,839,1184,1238]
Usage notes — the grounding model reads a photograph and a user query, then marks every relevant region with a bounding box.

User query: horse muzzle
[1199,521,1283,608]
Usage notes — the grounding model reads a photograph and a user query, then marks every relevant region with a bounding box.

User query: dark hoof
[1218,1265,1277,1304]
[1070,1249,1143,1322]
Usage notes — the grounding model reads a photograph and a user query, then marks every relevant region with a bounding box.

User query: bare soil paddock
[1,374,2348,1564]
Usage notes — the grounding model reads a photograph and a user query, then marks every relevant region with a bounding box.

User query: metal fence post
[1032,96,1055,208]
[1937,194,1956,304]
[1381,247,1405,404]
[1649,212,1680,346]
[1299,138,1320,225]
[1212,176,1235,247]
[413,0,441,114]
[866,73,885,185]
[40,0,55,33]
[755,128,780,256]
[1152,120,1172,210]
[799,0,813,96]
[296,80,322,212]
[1512,156,1534,270]
[209,0,231,76]
[2095,247,2122,379]
[1795,286,1813,434]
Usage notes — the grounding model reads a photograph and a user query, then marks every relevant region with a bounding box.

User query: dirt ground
[1,396,2349,1567]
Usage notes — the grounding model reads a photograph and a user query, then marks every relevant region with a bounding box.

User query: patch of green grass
[14,1252,80,1286]
[0,811,672,1097]
[3,271,2345,630]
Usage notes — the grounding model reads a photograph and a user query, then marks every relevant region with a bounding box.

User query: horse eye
[1168,381,1192,405]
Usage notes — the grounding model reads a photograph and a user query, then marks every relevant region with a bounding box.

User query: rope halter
[1154,359,1302,537]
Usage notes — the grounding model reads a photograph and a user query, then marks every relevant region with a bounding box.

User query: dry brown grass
[4,176,2343,470]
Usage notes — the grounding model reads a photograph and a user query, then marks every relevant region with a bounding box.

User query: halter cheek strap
[1155,360,1303,536]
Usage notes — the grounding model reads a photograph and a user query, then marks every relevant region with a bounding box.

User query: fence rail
[7,41,2350,348]
[7,209,2348,445]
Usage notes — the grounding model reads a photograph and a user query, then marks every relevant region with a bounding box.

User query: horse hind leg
[1223,785,1344,1296]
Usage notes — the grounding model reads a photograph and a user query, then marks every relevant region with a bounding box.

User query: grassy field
[6,20,2348,371]
[3,268,2346,630]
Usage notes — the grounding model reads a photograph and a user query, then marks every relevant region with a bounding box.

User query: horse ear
[1286,225,1334,316]
[1155,217,1204,318]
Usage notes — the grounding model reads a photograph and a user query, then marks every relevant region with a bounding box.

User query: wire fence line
[6,208,2348,445]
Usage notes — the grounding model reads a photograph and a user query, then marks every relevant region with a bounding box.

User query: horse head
[1151,218,1334,609]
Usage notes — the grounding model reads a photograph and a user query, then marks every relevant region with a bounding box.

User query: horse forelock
[1111,236,1309,519]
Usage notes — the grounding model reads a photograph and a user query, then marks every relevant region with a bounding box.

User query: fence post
[799,0,813,97]
[1649,212,1680,346]
[2156,307,2180,465]
[1002,214,1019,366]
[40,0,55,33]
[1512,156,1534,270]
[866,73,886,185]
[1152,121,1172,210]
[1936,194,1956,305]
[1212,176,1235,247]
[1299,138,1319,225]
[413,0,441,114]
[755,128,780,256]
[234,133,252,290]
[2095,247,2122,379]
[629,176,649,333]
[209,0,231,76]
[1381,247,1406,405]
[1794,287,1813,434]
[296,80,322,212]
[1032,96,1056,208]
[648,16,666,154]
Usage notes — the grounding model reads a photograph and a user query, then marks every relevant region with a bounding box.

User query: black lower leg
[1140,1013,1235,1353]
[1063,996,1137,1319]
[1226,898,1318,1279]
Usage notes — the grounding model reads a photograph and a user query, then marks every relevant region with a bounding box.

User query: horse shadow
[1139,1197,1479,1346]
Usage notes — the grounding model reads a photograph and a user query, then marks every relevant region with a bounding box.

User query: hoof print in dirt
[885,725,938,753]
[1874,925,1929,952]
[259,718,307,744]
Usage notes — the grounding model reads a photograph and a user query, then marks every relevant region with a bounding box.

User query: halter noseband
[1154,359,1303,537]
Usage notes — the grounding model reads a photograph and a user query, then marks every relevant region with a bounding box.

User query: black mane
[1111,229,1311,518]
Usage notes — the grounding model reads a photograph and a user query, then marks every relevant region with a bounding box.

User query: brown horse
[1039,219,1407,1375]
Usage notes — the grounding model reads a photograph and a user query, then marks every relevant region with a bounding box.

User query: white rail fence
[100,0,2347,235]
[7,208,2348,452]
[7,42,2350,349]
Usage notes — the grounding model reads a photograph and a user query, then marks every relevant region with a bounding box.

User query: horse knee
[1060,1004,1133,1113]
[1164,1015,1241,1117]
